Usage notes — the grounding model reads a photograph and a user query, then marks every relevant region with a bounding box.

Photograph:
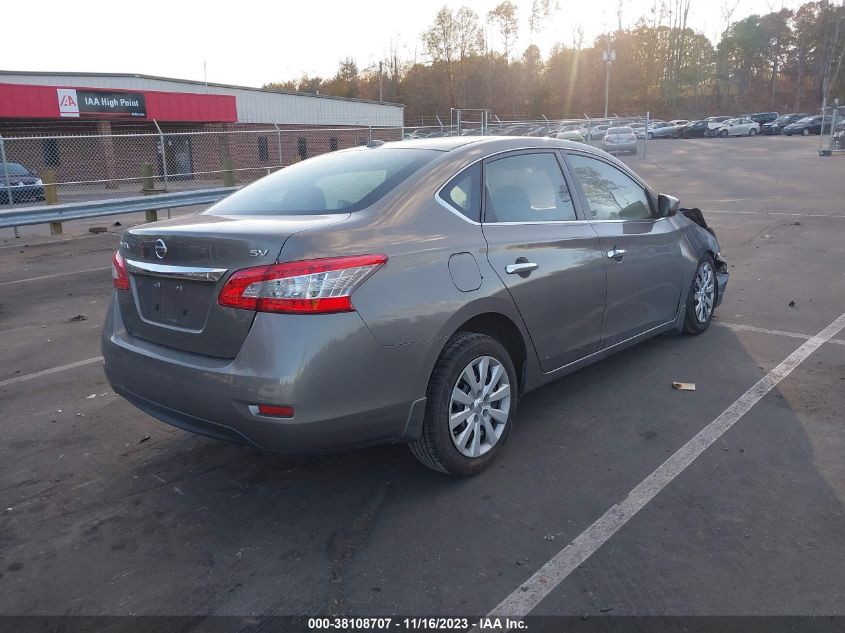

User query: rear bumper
[102,296,435,453]
[603,143,638,153]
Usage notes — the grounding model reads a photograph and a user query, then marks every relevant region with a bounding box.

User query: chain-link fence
[818,106,845,156]
[0,115,659,212]
[0,125,403,209]
[405,112,654,158]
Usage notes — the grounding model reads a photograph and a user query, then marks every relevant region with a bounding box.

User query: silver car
[601,127,638,154]
[103,137,728,475]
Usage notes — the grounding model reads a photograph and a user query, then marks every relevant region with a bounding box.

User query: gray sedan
[102,137,728,475]
[647,122,679,139]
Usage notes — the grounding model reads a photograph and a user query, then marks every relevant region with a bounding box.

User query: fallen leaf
[672,382,696,391]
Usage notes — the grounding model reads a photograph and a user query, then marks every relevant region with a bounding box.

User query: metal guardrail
[0,187,239,229]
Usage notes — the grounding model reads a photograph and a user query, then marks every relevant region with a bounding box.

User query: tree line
[264,0,845,122]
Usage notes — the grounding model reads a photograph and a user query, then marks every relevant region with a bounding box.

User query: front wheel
[410,333,518,475]
[802,128,810,136]
[647,132,654,139]
[684,255,717,335]
[749,128,757,136]
[719,129,728,138]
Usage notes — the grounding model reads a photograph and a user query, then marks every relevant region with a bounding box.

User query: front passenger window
[567,154,652,221]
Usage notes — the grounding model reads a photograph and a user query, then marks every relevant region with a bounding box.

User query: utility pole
[378,61,384,102]
[603,48,616,119]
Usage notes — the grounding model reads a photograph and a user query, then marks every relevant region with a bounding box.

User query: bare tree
[488,1,519,59]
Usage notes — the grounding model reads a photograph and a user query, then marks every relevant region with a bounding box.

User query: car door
[481,150,607,371]
[564,151,684,348]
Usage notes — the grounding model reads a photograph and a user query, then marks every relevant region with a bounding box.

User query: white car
[712,118,760,137]
[669,119,690,127]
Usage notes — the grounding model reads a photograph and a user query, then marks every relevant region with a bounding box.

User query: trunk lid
[117,213,347,358]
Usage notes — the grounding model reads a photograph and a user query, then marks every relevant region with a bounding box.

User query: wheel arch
[453,312,528,391]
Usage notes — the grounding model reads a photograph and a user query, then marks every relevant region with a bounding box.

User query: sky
[4,0,809,89]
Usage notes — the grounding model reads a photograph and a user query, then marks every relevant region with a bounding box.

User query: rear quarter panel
[275,145,538,372]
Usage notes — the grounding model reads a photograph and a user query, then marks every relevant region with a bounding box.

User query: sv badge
[249,249,269,257]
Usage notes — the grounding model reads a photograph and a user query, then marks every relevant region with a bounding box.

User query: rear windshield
[605,127,634,135]
[205,148,440,216]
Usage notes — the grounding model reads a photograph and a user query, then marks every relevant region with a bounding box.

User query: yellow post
[141,162,155,194]
[221,158,235,187]
[43,169,59,205]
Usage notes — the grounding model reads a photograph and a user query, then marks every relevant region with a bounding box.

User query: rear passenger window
[439,163,481,222]
[483,153,576,223]
[567,154,652,220]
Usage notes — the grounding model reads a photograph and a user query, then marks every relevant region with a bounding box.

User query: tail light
[218,254,387,314]
[112,251,129,290]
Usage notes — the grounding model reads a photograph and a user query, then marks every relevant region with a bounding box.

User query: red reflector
[257,404,295,418]
[112,251,129,290]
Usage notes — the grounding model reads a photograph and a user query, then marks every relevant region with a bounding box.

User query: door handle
[505,262,539,275]
[606,248,626,262]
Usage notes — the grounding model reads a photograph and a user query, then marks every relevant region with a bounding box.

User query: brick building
[0,71,405,190]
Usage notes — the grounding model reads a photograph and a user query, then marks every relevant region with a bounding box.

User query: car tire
[802,128,810,136]
[683,254,717,335]
[409,332,518,476]
[749,128,757,136]
[719,129,728,138]
[647,132,653,139]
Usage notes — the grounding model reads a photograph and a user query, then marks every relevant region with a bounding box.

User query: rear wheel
[683,255,717,335]
[749,128,757,136]
[802,128,810,136]
[410,333,517,475]
[719,129,728,138]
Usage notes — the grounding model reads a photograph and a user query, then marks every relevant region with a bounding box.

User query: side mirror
[657,193,680,218]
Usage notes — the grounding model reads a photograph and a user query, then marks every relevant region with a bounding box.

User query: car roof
[376,135,607,157]
[381,137,489,151]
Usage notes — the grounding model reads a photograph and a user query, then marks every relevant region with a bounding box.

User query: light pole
[603,48,616,119]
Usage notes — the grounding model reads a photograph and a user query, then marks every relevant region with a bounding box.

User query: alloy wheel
[694,262,715,323]
[448,356,511,458]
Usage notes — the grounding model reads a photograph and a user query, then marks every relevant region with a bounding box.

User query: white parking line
[715,321,845,346]
[488,310,845,619]
[0,266,110,287]
[0,357,103,388]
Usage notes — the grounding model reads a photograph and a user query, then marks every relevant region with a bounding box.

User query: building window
[298,137,307,160]
[257,136,269,162]
[42,138,60,166]
[330,137,338,152]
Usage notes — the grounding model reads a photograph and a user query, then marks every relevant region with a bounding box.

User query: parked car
[669,119,690,127]
[629,122,647,139]
[712,118,760,137]
[782,115,833,136]
[705,116,733,137]
[762,113,809,135]
[584,124,609,140]
[646,122,678,139]
[678,120,709,138]
[0,162,45,204]
[748,112,779,125]
[102,137,728,475]
[555,125,584,141]
[601,126,638,154]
